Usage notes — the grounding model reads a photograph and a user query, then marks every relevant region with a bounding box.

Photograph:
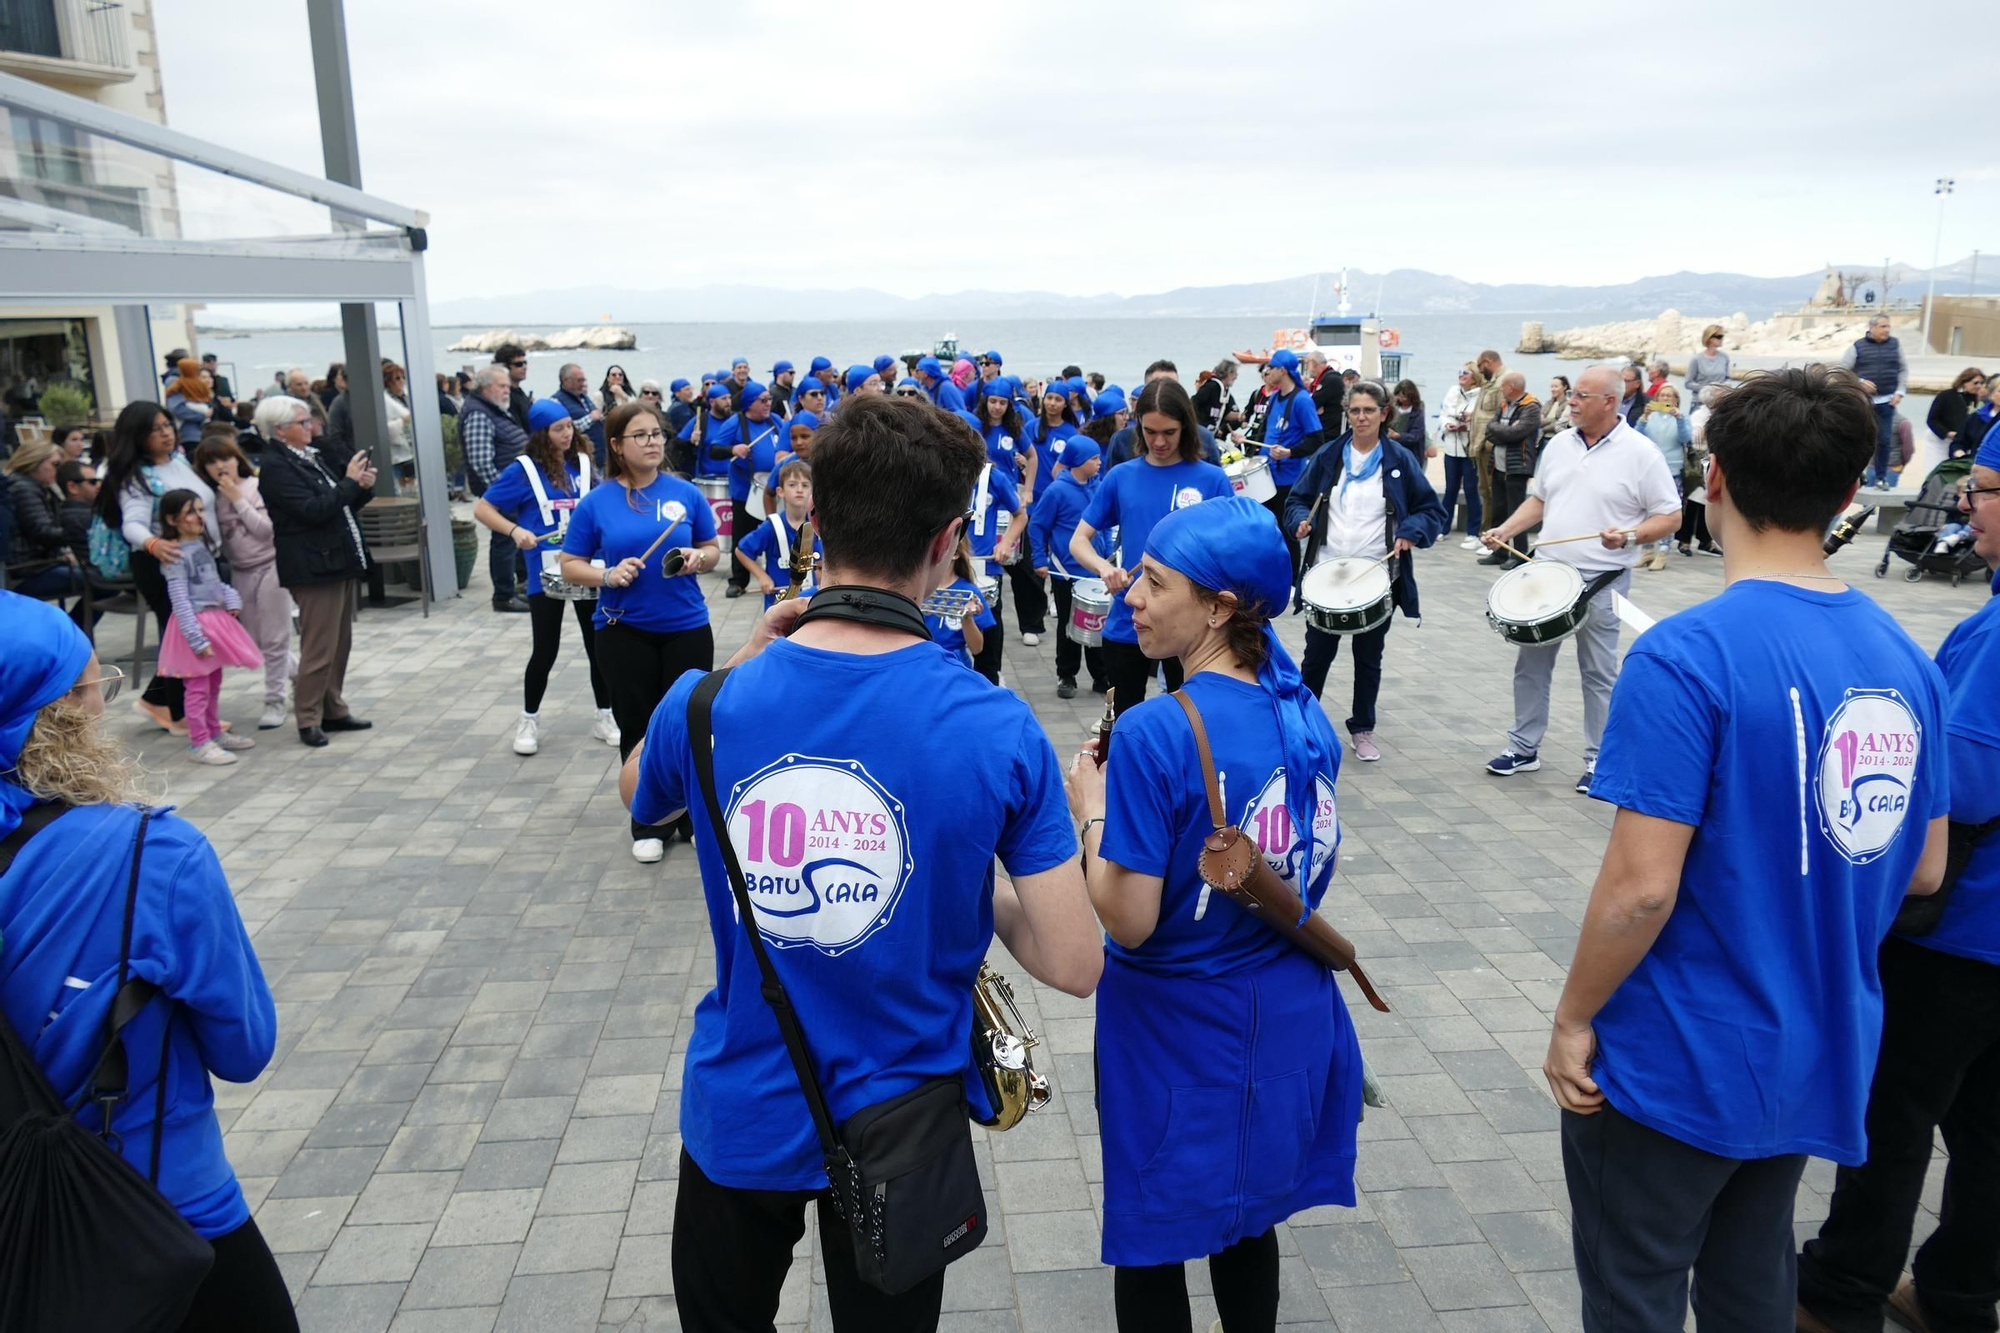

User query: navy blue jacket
[552,388,606,459]
[1282,434,1446,620]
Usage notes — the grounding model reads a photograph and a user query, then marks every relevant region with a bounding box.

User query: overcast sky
[154,0,1996,307]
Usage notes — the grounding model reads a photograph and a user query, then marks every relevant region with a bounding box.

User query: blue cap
[873,354,897,375]
[1977,433,2000,472]
[792,410,821,431]
[844,364,877,394]
[797,376,827,395]
[771,360,793,375]
[1091,392,1126,421]
[739,380,769,405]
[896,377,923,393]
[714,369,731,382]
[527,398,571,433]
[1066,377,1090,396]
[916,356,944,378]
[705,382,731,401]
[982,349,1003,366]
[809,355,833,373]
[1269,348,1302,382]
[668,377,689,393]
[731,355,749,368]
[700,371,716,383]
[983,379,1013,400]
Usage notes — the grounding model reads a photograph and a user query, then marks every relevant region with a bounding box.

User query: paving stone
[390,1311,500,1333]
[403,1242,523,1309]
[1371,1188,1488,1249]
[494,1270,610,1333]
[1403,1243,1529,1311]
[1294,1221,1409,1287]
[349,1170,460,1225]
[294,1281,406,1333]
[311,1221,434,1285]
[432,1188,542,1247]
[1327,1280,1447,1333]
[515,1211,626,1275]
[538,1159,639,1216]
[1477,1211,1576,1275]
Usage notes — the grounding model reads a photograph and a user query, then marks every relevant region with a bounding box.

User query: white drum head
[1489,560,1584,621]
[1072,577,1110,608]
[1302,557,1390,612]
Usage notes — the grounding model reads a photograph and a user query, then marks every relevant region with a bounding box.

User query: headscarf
[1144,496,1336,895]
[1976,433,2000,474]
[950,358,977,390]
[169,356,211,403]
[0,591,94,838]
[843,365,877,395]
[1090,391,1127,421]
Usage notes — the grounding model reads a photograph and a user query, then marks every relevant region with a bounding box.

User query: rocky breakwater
[447,326,637,353]
[1519,309,1913,367]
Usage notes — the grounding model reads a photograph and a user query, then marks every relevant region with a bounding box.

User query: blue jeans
[1441,454,1482,534]
[9,562,93,628]
[1869,400,1898,486]
[488,529,519,600]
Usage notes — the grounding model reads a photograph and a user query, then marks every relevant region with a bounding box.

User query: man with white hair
[1839,315,1908,489]
[552,362,605,466]
[284,368,329,433]
[1480,363,1681,792]
[1304,348,1344,436]
[460,365,533,611]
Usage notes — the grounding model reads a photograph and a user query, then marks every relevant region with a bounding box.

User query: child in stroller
[1875,455,1987,585]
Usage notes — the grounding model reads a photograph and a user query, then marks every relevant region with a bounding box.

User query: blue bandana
[1144,496,1335,894]
[0,591,93,838]
[1340,434,1384,499]
[1977,434,2000,474]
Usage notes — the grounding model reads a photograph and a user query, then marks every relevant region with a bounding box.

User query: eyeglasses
[1964,484,2000,503]
[618,430,667,444]
[1347,407,1381,417]
[803,390,825,397]
[895,389,922,398]
[1568,391,1613,402]
[641,390,662,397]
[508,360,527,369]
[75,663,125,703]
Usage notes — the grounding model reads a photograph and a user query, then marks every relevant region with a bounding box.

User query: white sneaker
[513,712,540,756]
[189,740,237,766]
[631,837,665,864]
[591,708,620,747]
[1459,536,1484,551]
[258,700,288,730]
[1021,632,1040,646]
[217,732,256,751]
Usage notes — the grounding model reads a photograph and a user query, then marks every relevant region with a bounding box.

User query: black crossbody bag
[0,805,215,1329]
[1893,813,2000,938]
[687,665,987,1295]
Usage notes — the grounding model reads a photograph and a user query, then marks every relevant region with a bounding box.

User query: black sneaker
[492,595,530,613]
[1056,679,1077,700]
[1575,764,1596,796]
[723,585,745,599]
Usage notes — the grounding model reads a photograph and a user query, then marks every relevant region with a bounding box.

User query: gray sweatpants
[1506,568,1628,764]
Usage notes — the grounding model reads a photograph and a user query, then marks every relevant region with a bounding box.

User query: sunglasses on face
[508,360,527,369]
[895,389,922,398]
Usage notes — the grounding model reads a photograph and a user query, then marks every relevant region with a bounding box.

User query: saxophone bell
[971,962,1050,1130]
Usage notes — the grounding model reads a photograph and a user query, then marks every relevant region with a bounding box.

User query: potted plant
[37,383,93,429]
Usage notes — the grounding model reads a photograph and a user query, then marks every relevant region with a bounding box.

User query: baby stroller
[1874,456,1985,586]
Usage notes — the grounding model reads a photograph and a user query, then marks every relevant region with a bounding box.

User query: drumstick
[1531,530,1638,548]
[635,517,689,574]
[1486,538,1536,565]
[1291,493,1326,584]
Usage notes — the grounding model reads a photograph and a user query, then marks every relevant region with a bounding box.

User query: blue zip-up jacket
[1283,434,1446,620]
[715,412,786,505]
[1029,471,1109,577]
[0,803,277,1239]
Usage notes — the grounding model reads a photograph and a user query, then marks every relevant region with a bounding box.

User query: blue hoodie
[0,592,277,1240]
[1029,469,1110,578]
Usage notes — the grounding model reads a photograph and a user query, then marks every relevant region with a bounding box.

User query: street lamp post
[1922,176,1954,348]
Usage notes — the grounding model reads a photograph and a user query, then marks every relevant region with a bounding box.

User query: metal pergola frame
[0,68,457,593]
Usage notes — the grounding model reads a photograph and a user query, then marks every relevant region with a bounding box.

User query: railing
[0,0,130,71]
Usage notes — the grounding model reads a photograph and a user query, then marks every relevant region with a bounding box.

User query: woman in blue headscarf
[0,591,290,1328]
[1064,496,1362,1333]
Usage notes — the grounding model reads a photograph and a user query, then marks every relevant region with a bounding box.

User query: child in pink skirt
[156,489,264,766]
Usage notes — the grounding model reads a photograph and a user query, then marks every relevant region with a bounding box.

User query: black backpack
[0,803,215,1330]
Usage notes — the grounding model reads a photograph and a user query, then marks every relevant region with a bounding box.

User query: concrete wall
[1922,297,2000,360]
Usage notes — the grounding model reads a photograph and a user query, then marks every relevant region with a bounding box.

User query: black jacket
[1927,389,1974,441]
[1309,372,1344,438]
[261,443,374,588]
[7,475,67,570]
[1190,377,1229,434]
[1282,435,1446,622]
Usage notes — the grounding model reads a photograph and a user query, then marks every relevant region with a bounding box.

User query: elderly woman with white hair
[253,394,377,747]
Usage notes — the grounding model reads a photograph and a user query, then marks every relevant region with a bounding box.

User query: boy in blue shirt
[1797,436,2000,1333]
[732,459,818,608]
[1544,367,1951,1333]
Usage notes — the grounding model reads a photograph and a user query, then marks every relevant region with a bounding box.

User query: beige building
[1921,296,2000,360]
[1,0,195,437]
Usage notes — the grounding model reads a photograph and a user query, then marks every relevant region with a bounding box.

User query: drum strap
[769,515,791,568]
[972,464,993,536]
[517,456,558,528]
[1169,690,1391,1014]
[792,585,933,640]
[1577,567,1625,607]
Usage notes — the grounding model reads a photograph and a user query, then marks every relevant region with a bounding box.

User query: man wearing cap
[1245,349,1325,570]
[682,382,735,480]
[664,379,695,436]
[916,356,967,414]
[843,365,885,402]
[707,383,785,598]
[729,357,751,400]
[552,363,607,470]
[769,362,796,420]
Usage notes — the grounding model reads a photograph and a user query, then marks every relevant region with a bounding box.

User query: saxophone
[971,962,1050,1130]
[773,519,817,602]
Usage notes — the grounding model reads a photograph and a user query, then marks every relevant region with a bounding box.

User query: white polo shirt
[1527,419,1682,573]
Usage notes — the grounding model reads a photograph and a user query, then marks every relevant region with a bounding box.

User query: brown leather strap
[1171,691,1226,830]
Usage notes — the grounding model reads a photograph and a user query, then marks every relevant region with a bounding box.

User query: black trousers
[673,1147,945,1333]
[1300,620,1389,735]
[1102,636,1181,724]
[525,594,610,714]
[173,1218,297,1332]
[1113,1228,1278,1333]
[488,528,519,600]
[1049,578,1107,688]
[1677,498,1714,548]
[596,621,712,840]
[130,549,185,719]
[1489,470,1532,535]
[1798,936,2000,1333]
[1266,487,1299,574]
[972,580,1004,685]
[1005,557,1047,633]
[1562,1104,1806,1333]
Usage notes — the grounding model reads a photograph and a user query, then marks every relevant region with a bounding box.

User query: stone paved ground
[103,519,1979,1333]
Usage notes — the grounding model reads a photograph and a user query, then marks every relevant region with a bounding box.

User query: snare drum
[697,475,733,554]
[976,575,1000,614]
[995,511,1021,565]
[1300,558,1393,636]
[1068,578,1111,646]
[747,470,772,521]
[1225,456,1277,504]
[1485,560,1588,646]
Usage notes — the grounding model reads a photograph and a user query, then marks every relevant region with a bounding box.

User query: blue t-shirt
[479,457,587,598]
[968,465,1022,577]
[0,804,276,1239]
[1590,581,1950,1164]
[734,512,820,610]
[1261,387,1322,487]
[1079,458,1234,643]
[928,575,996,666]
[630,640,1077,1189]
[716,412,787,504]
[1099,673,1342,977]
[982,423,1026,489]
[1026,418,1076,489]
[1919,571,2000,964]
[561,475,717,633]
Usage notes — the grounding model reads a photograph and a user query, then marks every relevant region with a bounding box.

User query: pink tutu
[158,607,266,677]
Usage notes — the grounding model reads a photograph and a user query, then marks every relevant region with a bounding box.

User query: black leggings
[1049,578,1107,688]
[174,1218,298,1332]
[1102,637,1182,725]
[972,581,1004,685]
[596,621,713,840]
[130,549,186,720]
[1677,496,1713,548]
[1005,558,1047,633]
[525,594,610,713]
[1113,1228,1278,1333]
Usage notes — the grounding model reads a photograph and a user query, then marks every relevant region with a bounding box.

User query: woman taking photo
[1438,363,1483,550]
[560,400,719,864]
[1070,378,1233,723]
[1065,495,1361,1333]
[0,592,291,1329]
[600,365,637,412]
[99,401,216,734]
[474,399,618,758]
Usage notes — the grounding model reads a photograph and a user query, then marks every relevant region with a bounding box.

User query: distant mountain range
[200,257,1987,329]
